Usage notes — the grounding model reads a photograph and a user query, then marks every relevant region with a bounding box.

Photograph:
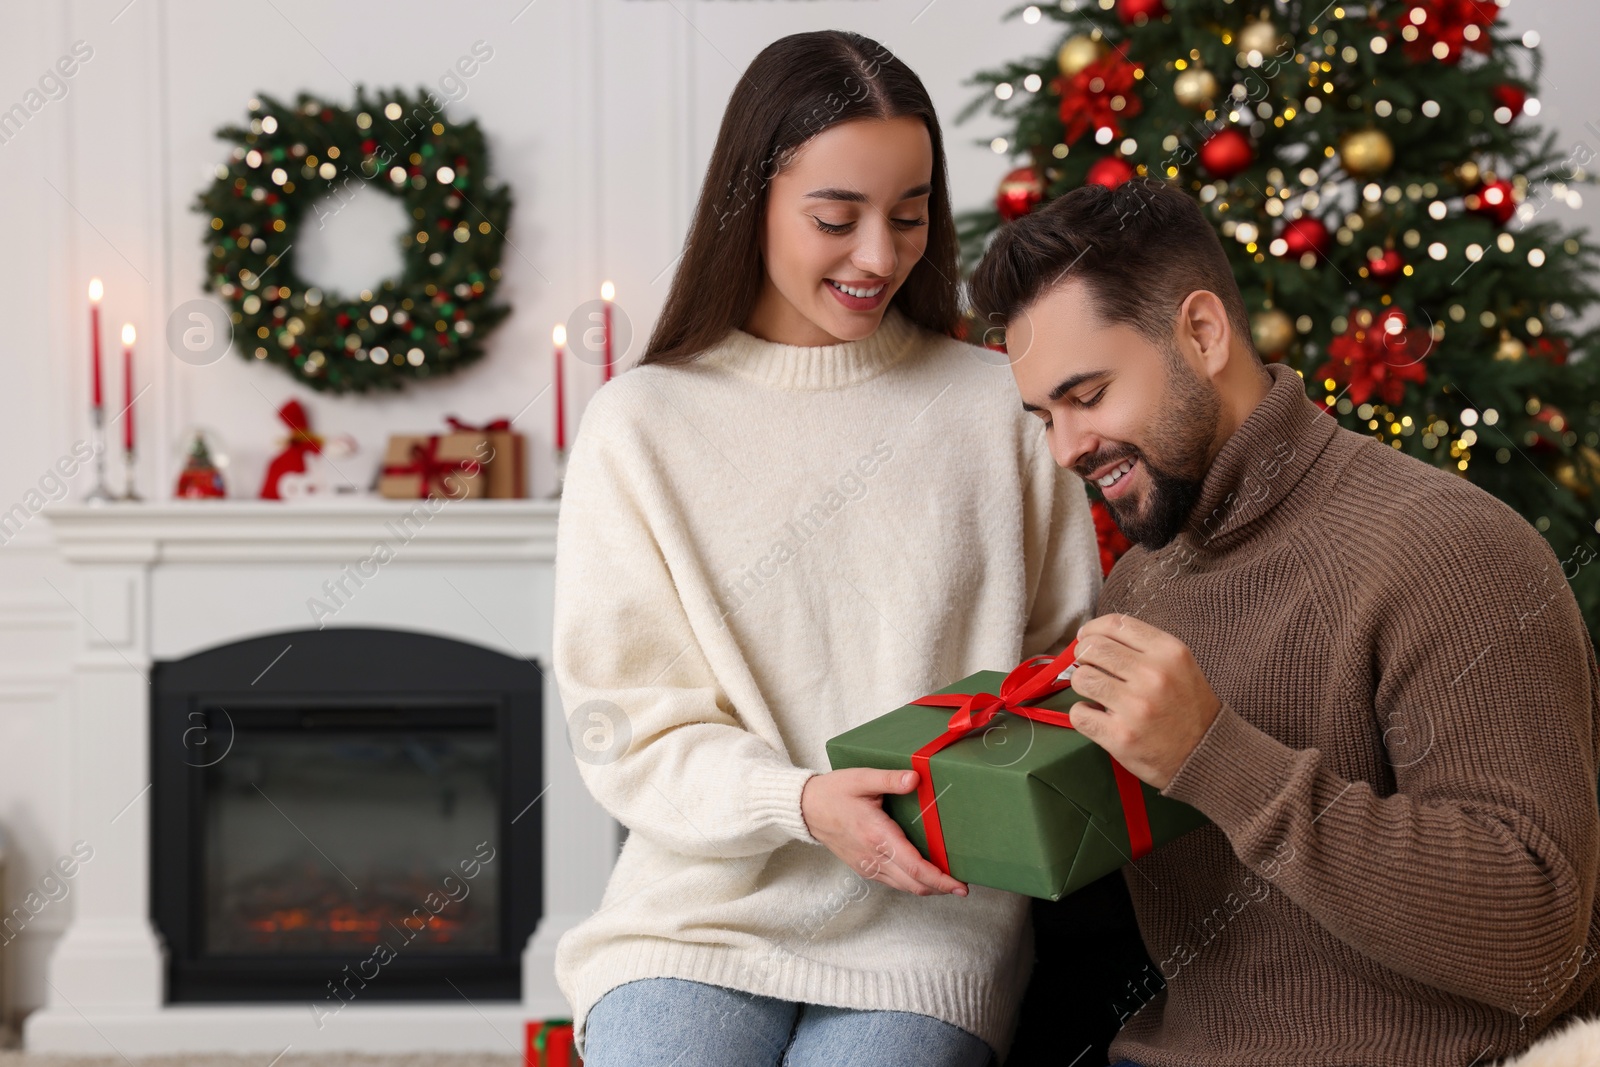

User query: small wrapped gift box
[826,643,1208,900]
[377,432,488,500]
[445,415,527,498]
[524,1018,580,1066]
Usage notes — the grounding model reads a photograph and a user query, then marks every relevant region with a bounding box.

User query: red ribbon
[445,415,512,432]
[907,639,1154,877]
[380,436,480,499]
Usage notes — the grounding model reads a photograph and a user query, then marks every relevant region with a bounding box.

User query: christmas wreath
[194,88,513,393]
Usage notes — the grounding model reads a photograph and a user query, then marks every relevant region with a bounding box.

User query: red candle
[552,323,567,451]
[600,280,615,383]
[120,323,136,452]
[88,278,104,409]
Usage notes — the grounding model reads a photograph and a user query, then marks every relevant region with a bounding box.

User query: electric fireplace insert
[151,628,542,1003]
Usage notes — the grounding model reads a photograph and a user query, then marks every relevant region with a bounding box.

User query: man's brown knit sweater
[1101,361,1600,1066]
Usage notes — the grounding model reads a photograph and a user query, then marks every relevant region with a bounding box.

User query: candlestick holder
[84,407,116,504]
[121,447,142,502]
[548,447,568,499]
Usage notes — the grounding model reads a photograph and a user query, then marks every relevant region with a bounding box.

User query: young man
[971,179,1600,1066]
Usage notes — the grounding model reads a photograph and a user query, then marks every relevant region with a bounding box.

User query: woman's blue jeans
[581,976,996,1066]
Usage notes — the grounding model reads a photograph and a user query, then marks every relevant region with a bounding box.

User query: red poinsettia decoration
[1317,309,1431,407]
[1397,0,1498,64]
[1531,337,1570,365]
[1090,499,1133,576]
[1054,53,1144,145]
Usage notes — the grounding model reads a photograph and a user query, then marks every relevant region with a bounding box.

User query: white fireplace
[24,499,614,1055]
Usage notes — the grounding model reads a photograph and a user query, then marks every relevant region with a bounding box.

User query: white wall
[0,0,1595,1022]
[0,0,1042,1019]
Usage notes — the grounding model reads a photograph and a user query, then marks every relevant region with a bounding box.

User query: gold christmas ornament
[1250,309,1296,358]
[1237,18,1285,57]
[1455,160,1482,186]
[1579,446,1600,497]
[1494,329,1526,361]
[1555,460,1590,497]
[1058,35,1104,78]
[1553,448,1600,497]
[1340,129,1394,177]
[1174,66,1220,110]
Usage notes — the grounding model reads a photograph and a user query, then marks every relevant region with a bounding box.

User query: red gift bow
[381,436,481,499]
[445,415,513,432]
[907,639,1154,877]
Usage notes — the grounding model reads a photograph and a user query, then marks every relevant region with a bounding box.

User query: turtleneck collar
[1178,361,1340,553]
[700,304,921,390]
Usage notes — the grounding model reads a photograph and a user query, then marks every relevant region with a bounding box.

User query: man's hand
[800,768,969,897]
[1068,613,1222,790]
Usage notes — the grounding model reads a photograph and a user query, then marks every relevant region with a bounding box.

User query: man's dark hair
[968,179,1256,358]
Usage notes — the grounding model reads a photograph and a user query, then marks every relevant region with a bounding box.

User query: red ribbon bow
[907,640,1154,877]
[380,436,481,499]
[445,415,512,433]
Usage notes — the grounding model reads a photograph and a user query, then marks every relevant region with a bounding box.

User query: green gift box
[825,659,1209,900]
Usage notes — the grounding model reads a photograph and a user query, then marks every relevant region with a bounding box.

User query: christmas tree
[956,0,1600,637]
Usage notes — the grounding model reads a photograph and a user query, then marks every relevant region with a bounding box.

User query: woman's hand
[800,768,969,897]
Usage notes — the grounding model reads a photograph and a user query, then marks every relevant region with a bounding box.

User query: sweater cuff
[748,762,822,846]
[1159,701,1301,837]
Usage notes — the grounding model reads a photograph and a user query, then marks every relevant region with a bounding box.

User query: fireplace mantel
[46,499,560,562]
[26,499,616,1055]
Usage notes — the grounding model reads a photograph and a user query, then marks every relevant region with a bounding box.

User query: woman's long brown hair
[639,30,960,367]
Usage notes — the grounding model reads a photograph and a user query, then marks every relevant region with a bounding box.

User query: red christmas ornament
[1366,248,1405,282]
[1398,0,1498,64]
[1090,499,1133,576]
[1054,53,1145,145]
[1530,405,1568,454]
[1085,156,1136,189]
[1466,179,1516,225]
[996,165,1046,222]
[1198,128,1253,179]
[1278,217,1331,261]
[1316,309,1431,407]
[1117,0,1166,24]
[1492,84,1528,120]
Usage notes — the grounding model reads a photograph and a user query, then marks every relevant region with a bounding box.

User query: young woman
[552,29,1102,1066]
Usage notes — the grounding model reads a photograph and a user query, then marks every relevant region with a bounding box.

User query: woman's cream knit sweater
[551,305,1102,1060]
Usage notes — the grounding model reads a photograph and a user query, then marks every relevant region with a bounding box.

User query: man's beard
[1082,356,1220,550]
